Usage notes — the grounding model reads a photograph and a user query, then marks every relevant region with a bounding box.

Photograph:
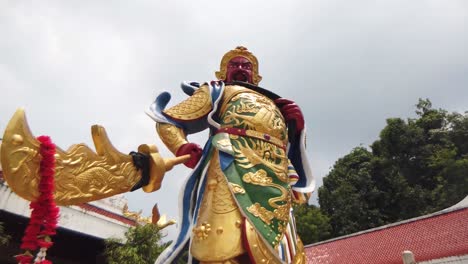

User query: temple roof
[306,198,468,264]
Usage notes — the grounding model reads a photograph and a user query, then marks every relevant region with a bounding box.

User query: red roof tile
[78,203,137,226]
[306,208,468,264]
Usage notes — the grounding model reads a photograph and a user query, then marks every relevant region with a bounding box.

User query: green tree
[319,147,384,237]
[0,222,10,245]
[319,99,468,238]
[104,224,169,264]
[293,204,332,244]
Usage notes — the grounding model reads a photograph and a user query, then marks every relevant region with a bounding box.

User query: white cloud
[1,0,467,242]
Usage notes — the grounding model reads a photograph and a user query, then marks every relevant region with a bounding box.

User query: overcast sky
[1,0,467,241]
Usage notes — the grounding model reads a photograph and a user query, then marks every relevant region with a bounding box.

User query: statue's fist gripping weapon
[0,109,190,206]
[176,142,203,169]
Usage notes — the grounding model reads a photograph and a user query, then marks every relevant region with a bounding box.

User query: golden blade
[1,109,189,205]
[1,108,42,202]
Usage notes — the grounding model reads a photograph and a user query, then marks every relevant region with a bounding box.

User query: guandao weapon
[0,108,189,206]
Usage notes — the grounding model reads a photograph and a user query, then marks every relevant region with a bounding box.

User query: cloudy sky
[1,0,467,240]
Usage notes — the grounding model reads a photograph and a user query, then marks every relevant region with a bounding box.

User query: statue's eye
[242,63,252,70]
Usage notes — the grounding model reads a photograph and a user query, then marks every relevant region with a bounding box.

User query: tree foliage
[104,224,169,264]
[319,99,468,238]
[293,204,332,244]
[318,147,384,237]
[0,222,10,245]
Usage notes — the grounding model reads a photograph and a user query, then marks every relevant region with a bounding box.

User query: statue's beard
[229,70,250,83]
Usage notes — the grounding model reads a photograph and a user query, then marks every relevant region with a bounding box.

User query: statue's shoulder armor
[163,84,212,121]
[223,84,253,101]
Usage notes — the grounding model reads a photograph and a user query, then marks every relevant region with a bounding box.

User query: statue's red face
[225,56,253,84]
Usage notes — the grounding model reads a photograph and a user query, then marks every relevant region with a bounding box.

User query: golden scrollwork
[241,169,289,208]
[229,183,246,194]
[247,203,275,225]
[221,89,287,141]
[1,109,188,205]
[156,123,187,154]
[242,170,273,185]
[273,204,290,223]
[163,85,212,121]
[242,169,290,224]
[231,137,288,180]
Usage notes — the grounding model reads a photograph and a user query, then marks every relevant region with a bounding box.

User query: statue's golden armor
[158,84,305,263]
[0,47,309,264]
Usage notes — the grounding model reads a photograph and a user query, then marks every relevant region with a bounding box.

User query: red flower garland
[15,136,59,264]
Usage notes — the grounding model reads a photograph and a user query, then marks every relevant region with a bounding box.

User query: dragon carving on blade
[0,109,189,206]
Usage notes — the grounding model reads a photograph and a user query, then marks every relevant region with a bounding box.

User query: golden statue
[148,47,315,263]
[1,47,315,263]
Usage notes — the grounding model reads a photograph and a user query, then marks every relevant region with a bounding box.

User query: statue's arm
[156,123,188,155]
[155,84,213,168]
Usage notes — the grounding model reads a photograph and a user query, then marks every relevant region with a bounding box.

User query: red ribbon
[17,136,59,264]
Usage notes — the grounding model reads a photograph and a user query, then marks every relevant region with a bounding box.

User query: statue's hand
[176,143,202,169]
[275,98,305,134]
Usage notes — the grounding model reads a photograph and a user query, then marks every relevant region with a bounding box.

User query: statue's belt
[216,127,286,150]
